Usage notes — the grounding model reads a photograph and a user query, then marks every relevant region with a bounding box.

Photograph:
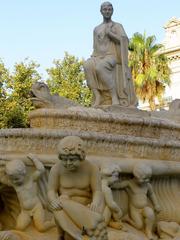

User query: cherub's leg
[126,204,144,230]
[112,208,123,221]
[54,217,65,240]
[53,210,82,240]
[104,206,123,230]
[111,211,124,230]
[143,207,155,240]
[33,203,55,232]
[103,206,111,225]
[16,211,31,230]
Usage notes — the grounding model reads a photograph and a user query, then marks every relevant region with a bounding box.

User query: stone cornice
[164,17,180,29]
[0,128,180,161]
[161,46,180,55]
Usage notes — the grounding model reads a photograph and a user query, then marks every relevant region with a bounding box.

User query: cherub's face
[59,154,81,171]
[106,170,119,184]
[135,172,150,184]
[111,171,119,182]
[9,173,25,186]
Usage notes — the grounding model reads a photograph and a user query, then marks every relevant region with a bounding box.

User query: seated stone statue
[117,163,161,240]
[83,2,137,107]
[47,136,107,240]
[4,155,55,232]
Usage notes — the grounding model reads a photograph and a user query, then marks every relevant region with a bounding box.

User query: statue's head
[133,163,152,183]
[100,2,113,19]
[5,160,26,186]
[57,136,86,171]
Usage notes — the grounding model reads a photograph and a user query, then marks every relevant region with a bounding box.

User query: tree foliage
[129,32,171,110]
[0,61,10,128]
[0,53,93,128]
[0,59,41,128]
[6,58,41,111]
[46,52,92,106]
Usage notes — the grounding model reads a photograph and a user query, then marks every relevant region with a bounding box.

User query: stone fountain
[0,2,180,240]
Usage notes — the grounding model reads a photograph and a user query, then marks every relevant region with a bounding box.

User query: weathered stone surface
[29,108,180,141]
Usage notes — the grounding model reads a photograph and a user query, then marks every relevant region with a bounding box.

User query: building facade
[162,17,180,102]
[139,17,180,110]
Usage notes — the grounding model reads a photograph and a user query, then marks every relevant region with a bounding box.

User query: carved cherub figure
[4,155,54,232]
[101,163,124,230]
[117,162,161,240]
[48,136,107,240]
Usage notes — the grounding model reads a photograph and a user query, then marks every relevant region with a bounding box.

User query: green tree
[2,59,41,128]
[129,32,171,110]
[0,60,10,128]
[46,52,92,106]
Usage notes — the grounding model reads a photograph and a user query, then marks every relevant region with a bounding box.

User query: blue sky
[0,0,180,77]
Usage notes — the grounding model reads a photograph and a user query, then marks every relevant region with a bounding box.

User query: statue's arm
[107,23,128,45]
[147,183,161,213]
[107,27,121,44]
[91,29,97,57]
[27,154,45,181]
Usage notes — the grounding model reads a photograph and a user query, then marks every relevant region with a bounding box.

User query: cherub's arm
[102,179,122,213]
[27,154,45,181]
[47,164,61,210]
[90,164,103,212]
[147,183,161,213]
[112,180,130,190]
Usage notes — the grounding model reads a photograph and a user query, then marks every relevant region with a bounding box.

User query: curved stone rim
[0,128,180,149]
[29,108,180,130]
